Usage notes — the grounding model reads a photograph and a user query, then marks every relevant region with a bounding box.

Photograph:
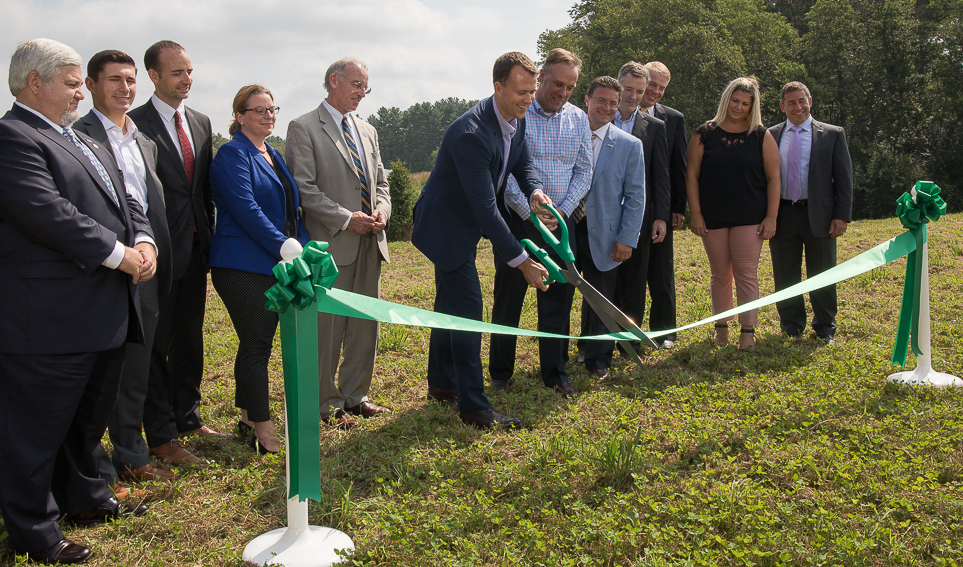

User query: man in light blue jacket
[575,76,646,377]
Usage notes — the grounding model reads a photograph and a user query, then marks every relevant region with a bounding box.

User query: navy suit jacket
[412,96,542,272]
[585,125,646,273]
[629,112,671,227]
[769,119,853,238]
[129,100,214,277]
[74,110,173,296]
[653,103,688,216]
[0,104,149,354]
[209,131,308,275]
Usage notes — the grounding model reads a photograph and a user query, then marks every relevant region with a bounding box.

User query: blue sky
[1,0,575,135]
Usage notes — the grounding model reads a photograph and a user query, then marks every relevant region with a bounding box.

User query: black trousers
[607,220,653,350]
[0,348,124,553]
[97,276,159,483]
[144,240,208,445]
[574,219,619,370]
[426,255,491,413]
[646,225,677,341]
[489,213,574,386]
[769,201,838,338]
[211,268,279,423]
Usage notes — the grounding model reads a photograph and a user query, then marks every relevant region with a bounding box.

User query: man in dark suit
[129,40,227,464]
[0,38,150,564]
[411,52,552,429]
[640,62,687,349]
[769,81,853,344]
[74,49,176,493]
[609,61,670,353]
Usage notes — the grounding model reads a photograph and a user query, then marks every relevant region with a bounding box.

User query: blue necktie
[63,127,120,207]
[341,117,371,215]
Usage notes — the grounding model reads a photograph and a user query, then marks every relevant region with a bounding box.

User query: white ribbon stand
[242,239,355,566]
[887,194,962,388]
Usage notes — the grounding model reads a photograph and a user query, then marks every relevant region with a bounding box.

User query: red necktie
[174,111,195,186]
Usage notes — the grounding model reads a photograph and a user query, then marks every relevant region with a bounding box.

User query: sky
[0,0,576,136]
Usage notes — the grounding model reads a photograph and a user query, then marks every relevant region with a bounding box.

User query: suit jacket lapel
[808,120,824,178]
[350,114,378,185]
[143,104,191,187]
[39,124,125,216]
[592,127,616,186]
[317,105,355,175]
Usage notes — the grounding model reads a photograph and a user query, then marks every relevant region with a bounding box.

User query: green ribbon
[263,241,339,502]
[315,231,918,343]
[891,181,947,367]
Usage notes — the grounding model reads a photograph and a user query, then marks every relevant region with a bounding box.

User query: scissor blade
[561,267,659,350]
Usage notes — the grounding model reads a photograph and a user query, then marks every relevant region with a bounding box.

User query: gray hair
[9,38,82,96]
[323,57,368,92]
[617,61,649,84]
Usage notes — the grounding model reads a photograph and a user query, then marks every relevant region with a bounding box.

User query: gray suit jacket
[769,119,853,238]
[285,104,391,266]
[74,110,173,296]
[585,125,646,273]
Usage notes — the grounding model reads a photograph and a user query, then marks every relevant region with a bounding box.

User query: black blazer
[0,105,149,354]
[412,96,542,272]
[129,100,214,278]
[769,119,853,238]
[629,112,671,227]
[74,110,173,296]
[653,103,688,216]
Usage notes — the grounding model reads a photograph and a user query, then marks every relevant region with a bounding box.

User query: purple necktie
[787,125,803,202]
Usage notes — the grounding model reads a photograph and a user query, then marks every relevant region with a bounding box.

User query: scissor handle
[521,239,566,285]
[528,203,574,264]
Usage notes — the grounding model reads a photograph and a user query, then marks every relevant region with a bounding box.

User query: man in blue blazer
[768,81,853,344]
[411,52,552,429]
[576,76,646,376]
[74,49,178,491]
[0,39,151,563]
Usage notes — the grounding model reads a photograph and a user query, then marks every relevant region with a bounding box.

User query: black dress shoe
[426,387,458,404]
[489,379,510,392]
[27,539,92,564]
[550,381,578,398]
[64,497,148,526]
[459,408,523,429]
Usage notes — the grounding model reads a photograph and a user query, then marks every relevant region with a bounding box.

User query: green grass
[4,214,963,566]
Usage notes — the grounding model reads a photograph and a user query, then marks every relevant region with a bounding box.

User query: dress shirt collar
[15,101,64,131]
[641,104,655,115]
[592,122,610,141]
[151,93,185,124]
[322,99,351,125]
[492,97,518,138]
[786,115,813,132]
[530,98,557,119]
[613,108,637,132]
[93,108,138,139]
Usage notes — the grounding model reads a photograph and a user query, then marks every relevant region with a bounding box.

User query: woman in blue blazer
[210,85,307,454]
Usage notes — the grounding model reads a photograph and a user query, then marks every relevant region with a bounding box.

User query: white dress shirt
[151,93,195,164]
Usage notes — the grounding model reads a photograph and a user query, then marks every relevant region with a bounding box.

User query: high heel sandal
[249,432,279,456]
[739,327,756,353]
[714,323,729,347]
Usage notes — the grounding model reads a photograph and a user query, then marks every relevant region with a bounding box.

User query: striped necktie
[571,132,599,223]
[342,116,372,214]
[62,127,119,207]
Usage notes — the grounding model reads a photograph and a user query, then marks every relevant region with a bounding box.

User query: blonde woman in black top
[685,77,780,351]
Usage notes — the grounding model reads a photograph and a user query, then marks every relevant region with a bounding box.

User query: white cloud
[0,0,574,134]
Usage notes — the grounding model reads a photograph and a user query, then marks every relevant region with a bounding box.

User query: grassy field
[5,213,963,566]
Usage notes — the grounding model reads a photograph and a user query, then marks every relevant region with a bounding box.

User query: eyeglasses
[337,74,371,94]
[590,97,619,109]
[243,106,280,115]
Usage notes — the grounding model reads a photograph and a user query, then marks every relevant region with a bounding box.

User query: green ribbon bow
[262,240,339,502]
[891,181,946,367]
[264,241,340,313]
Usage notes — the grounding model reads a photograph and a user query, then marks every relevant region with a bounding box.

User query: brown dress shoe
[321,409,357,430]
[64,497,148,526]
[110,481,148,502]
[459,408,523,429]
[180,425,232,438]
[149,440,201,466]
[27,538,92,564]
[345,400,390,418]
[118,463,176,481]
[426,387,457,404]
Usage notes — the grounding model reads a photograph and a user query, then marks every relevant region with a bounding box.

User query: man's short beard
[59,109,79,127]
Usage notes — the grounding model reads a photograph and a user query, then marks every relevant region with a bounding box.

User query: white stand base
[887,367,963,388]
[242,525,354,567]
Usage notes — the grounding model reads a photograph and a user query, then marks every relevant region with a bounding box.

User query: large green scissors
[520,204,657,365]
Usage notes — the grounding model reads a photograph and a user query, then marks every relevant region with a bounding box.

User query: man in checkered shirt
[488,48,592,398]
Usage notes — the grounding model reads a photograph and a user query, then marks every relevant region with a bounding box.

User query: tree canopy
[368,97,478,173]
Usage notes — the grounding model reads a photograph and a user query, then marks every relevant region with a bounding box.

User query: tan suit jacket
[285,103,391,265]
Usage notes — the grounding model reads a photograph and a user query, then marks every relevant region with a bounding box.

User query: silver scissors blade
[559,266,658,350]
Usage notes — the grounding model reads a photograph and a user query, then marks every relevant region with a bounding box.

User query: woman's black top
[269,156,298,238]
[695,122,768,229]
